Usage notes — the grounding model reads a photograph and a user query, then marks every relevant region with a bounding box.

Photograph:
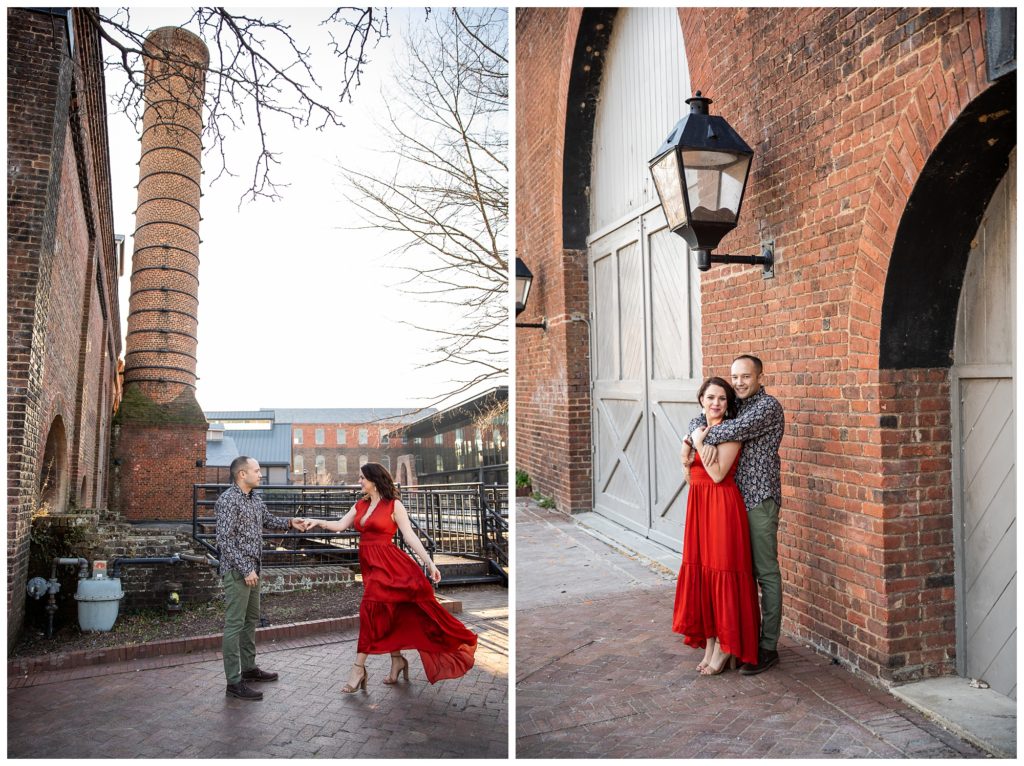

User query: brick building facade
[7,8,124,648]
[289,419,410,484]
[516,8,1015,691]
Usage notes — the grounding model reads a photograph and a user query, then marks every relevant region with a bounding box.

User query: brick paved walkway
[516,502,984,759]
[8,587,507,758]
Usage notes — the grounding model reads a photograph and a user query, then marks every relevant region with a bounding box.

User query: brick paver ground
[8,586,507,758]
[516,502,984,759]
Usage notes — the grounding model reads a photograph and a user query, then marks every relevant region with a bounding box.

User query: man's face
[238,459,263,490]
[730,358,762,400]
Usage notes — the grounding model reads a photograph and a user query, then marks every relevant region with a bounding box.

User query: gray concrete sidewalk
[516,501,989,759]
[8,586,507,759]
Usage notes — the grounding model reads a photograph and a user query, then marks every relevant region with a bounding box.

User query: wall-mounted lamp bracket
[700,241,774,279]
[516,318,548,331]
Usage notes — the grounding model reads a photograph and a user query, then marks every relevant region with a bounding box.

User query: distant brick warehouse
[6,8,124,648]
[515,7,1015,695]
[205,408,434,485]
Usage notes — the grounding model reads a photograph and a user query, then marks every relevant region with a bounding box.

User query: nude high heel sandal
[341,664,368,693]
[700,653,737,676]
[383,655,409,685]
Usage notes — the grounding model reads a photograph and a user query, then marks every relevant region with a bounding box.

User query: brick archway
[39,415,69,515]
[856,61,1015,682]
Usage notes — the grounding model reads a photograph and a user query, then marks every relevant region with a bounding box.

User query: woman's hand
[428,563,442,584]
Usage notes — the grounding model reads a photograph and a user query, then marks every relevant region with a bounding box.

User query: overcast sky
[105,7,508,412]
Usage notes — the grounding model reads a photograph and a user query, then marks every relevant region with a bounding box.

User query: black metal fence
[192,482,508,580]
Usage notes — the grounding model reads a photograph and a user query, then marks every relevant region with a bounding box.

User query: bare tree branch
[337,8,508,410]
[82,7,392,204]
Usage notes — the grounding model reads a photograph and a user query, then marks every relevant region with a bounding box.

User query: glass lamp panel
[682,150,748,223]
[719,155,750,216]
[650,151,688,229]
[516,274,531,310]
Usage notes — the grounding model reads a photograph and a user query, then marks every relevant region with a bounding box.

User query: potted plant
[515,469,532,497]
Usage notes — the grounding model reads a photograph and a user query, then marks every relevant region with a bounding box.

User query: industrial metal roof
[400,387,508,437]
[205,408,432,426]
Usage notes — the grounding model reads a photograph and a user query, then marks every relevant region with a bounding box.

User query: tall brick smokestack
[112,28,210,521]
[125,27,207,398]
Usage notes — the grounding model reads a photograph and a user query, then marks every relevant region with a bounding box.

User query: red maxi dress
[354,497,477,683]
[672,449,761,667]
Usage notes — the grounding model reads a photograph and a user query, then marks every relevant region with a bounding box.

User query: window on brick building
[337,455,348,476]
[435,455,444,472]
[294,454,304,472]
[359,454,369,467]
[434,433,443,445]
[294,428,303,445]
[315,428,324,445]
[380,428,389,445]
[336,429,346,445]
[382,455,391,472]
[315,454,326,475]
[359,428,369,445]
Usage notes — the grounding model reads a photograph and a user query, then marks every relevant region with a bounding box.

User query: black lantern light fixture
[515,257,547,330]
[648,91,773,277]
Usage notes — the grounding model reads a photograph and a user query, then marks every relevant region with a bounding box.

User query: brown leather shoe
[241,666,279,682]
[739,648,779,676]
[226,682,263,700]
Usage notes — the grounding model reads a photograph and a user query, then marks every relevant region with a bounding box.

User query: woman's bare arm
[393,501,441,582]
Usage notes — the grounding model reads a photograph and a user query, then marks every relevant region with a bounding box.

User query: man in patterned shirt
[684,355,785,675]
[217,455,306,700]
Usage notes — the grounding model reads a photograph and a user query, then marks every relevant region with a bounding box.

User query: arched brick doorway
[877,73,1015,689]
[39,415,69,514]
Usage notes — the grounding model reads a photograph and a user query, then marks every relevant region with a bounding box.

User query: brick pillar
[112,28,209,521]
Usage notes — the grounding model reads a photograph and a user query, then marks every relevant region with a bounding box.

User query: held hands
[291,517,318,532]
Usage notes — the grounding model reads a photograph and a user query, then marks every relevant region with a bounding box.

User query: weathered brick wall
[514,8,593,513]
[516,7,998,683]
[110,407,207,522]
[677,6,986,683]
[7,8,123,649]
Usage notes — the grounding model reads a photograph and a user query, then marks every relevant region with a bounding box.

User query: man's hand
[289,517,305,531]
[244,570,259,587]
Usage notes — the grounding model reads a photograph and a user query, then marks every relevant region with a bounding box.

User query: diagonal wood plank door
[952,149,1015,699]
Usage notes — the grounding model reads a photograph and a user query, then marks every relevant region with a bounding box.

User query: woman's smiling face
[701,384,729,421]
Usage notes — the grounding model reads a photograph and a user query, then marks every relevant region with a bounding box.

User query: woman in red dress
[673,378,760,675]
[305,462,477,692]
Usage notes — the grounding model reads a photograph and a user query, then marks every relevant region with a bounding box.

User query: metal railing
[192,484,434,572]
[192,482,508,582]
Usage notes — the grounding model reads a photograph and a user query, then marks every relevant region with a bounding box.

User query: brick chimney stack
[112,27,211,521]
[124,27,208,399]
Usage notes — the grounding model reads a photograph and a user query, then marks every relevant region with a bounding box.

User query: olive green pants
[222,570,260,684]
[748,498,782,651]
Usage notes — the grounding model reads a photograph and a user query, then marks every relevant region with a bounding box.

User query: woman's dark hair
[360,462,400,500]
[697,377,738,420]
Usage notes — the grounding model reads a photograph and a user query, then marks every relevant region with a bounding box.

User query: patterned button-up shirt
[687,387,785,510]
[215,483,291,576]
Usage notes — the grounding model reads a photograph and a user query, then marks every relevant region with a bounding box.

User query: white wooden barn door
[588,8,699,549]
[952,149,1015,699]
